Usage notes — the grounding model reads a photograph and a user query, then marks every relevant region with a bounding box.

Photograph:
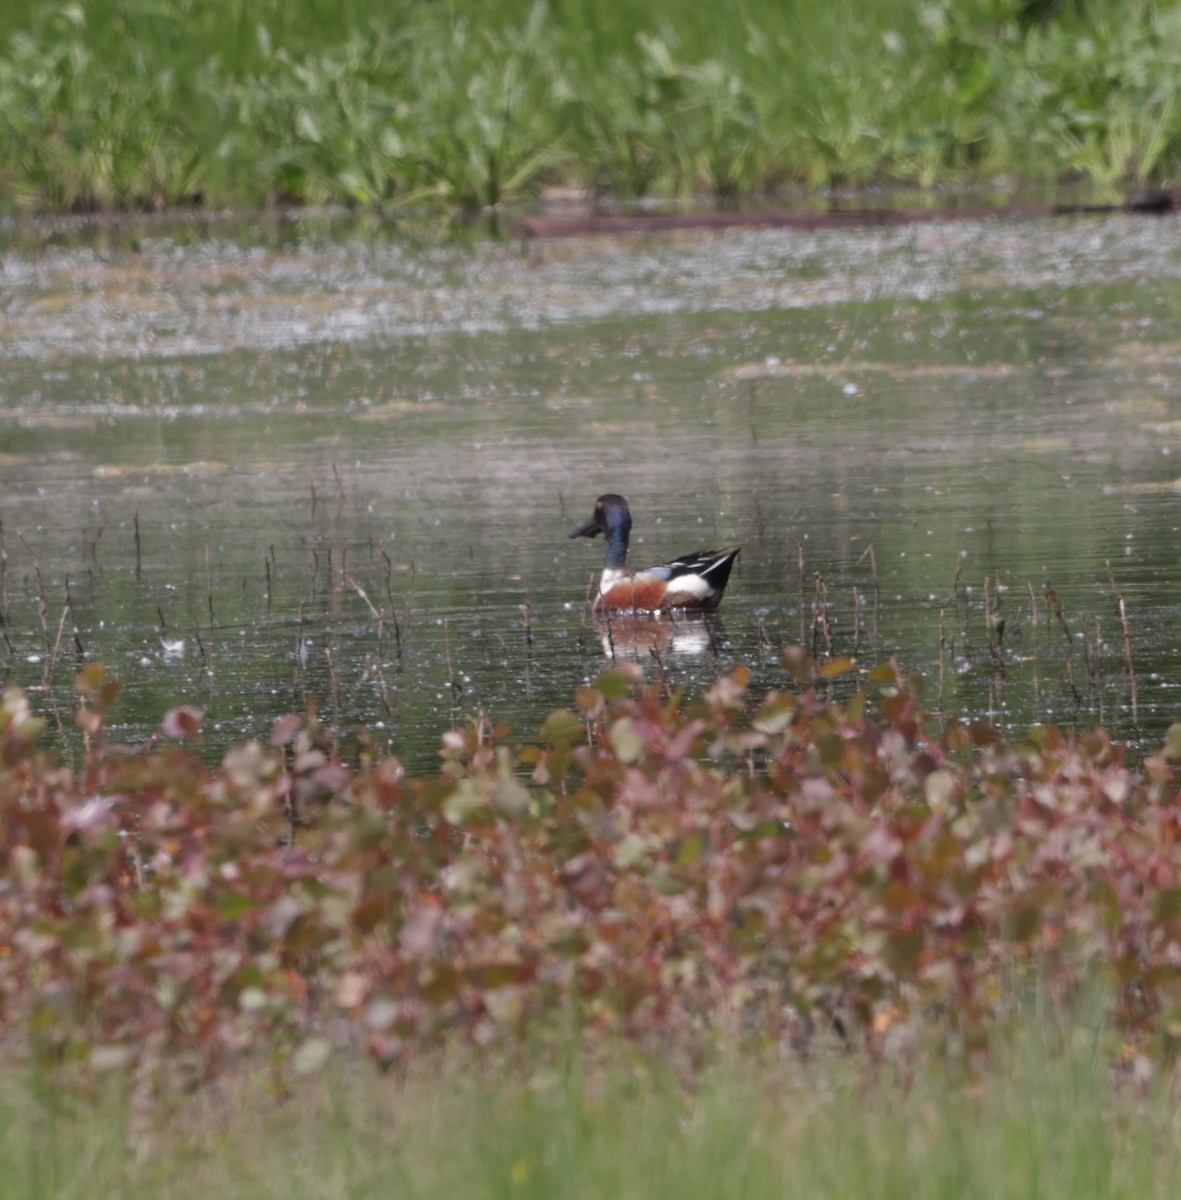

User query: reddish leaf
[270,714,302,746]
[401,904,444,958]
[161,706,203,739]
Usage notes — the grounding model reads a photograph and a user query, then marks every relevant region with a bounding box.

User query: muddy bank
[513,191,1177,239]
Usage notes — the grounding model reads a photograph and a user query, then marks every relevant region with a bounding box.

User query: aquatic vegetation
[0,0,1178,212]
[1,655,1179,1095]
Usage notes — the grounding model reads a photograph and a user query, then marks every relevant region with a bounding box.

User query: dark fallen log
[513,193,1176,240]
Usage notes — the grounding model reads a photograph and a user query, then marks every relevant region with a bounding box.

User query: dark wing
[647,546,741,589]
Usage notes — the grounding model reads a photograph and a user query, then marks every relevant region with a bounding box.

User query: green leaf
[293,1037,331,1075]
[1154,888,1181,922]
[884,928,924,975]
[924,769,956,811]
[215,893,256,921]
[494,777,532,817]
[609,719,644,764]
[239,987,269,1012]
[1164,723,1181,760]
[296,110,322,143]
[675,831,707,865]
[613,832,647,869]
[477,962,528,989]
[594,669,635,701]
[539,708,584,744]
[752,698,794,734]
[442,779,485,824]
[75,662,107,697]
[819,657,856,680]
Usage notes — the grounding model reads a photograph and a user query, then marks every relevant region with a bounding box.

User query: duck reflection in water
[592,610,731,662]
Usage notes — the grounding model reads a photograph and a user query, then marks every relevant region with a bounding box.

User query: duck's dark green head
[569,494,632,567]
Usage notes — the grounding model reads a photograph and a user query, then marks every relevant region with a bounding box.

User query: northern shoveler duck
[568,494,741,613]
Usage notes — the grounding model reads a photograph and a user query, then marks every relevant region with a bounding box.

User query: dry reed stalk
[379,546,403,661]
[984,573,1005,677]
[344,572,398,714]
[1027,581,1040,701]
[65,575,83,663]
[954,560,970,657]
[45,602,68,697]
[522,601,535,697]
[344,574,381,633]
[443,619,463,709]
[18,534,51,659]
[0,518,14,658]
[1081,614,1098,711]
[1106,561,1139,727]
[852,586,861,658]
[204,538,215,634]
[1063,650,1083,707]
[87,522,104,566]
[797,540,806,647]
[322,645,344,749]
[938,608,946,715]
[362,651,396,726]
[811,571,833,659]
[1042,570,1071,642]
[295,602,308,681]
[856,541,880,636]
[703,615,725,657]
[991,572,1006,646]
[983,573,992,645]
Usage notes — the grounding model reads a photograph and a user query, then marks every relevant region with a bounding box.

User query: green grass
[3,1014,1179,1200]
[1,0,1179,213]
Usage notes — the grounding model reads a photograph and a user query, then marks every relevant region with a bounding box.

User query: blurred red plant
[0,652,1179,1091]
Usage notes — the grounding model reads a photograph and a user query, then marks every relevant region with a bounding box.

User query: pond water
[2,211,1180,771]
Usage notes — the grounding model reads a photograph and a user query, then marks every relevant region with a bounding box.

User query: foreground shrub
[0,653,1178,1090]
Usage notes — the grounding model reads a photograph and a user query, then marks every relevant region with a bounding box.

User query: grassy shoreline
[1,0,1178,215]
[5,1013,1179,1198]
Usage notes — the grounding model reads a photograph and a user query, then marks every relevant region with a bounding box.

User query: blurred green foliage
[0,1,1178,212]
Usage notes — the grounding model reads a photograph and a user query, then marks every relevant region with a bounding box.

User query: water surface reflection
[2,213,1179,768]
